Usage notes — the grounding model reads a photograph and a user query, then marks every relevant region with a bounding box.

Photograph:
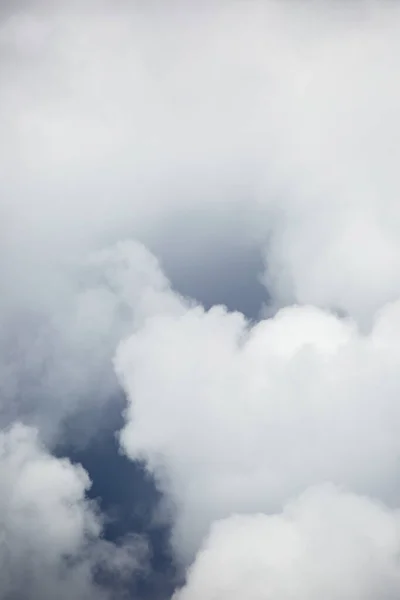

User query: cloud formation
[115,295,400,560]
[110,5,400,595]
[3,0,400,436]
[0,423,147,600]
[0,0,264,442]
[3,0,400,599]
[174,485,400,600]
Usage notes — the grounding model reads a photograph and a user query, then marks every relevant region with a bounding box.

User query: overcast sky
[2,1,400,599]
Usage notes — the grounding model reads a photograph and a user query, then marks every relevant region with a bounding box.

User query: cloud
[115,296,400,562]
[3,0,400,440]
[0,239,183,444]
[0,423,147,600]
[174,485,400,600]
[260,1,400,325]
[3,0,400,598]
[0,0,268,442]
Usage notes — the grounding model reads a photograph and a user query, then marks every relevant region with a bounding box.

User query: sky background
[3,1,400,599]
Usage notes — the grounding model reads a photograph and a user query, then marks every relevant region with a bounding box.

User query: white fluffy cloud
[174,485,400,600]
[0,423,146,600]
[115,297,400,561]
[114,282,400,598]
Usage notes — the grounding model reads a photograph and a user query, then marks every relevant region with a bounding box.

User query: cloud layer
[3,0,400,599]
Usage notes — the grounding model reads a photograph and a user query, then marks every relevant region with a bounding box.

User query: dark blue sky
[57,396,179,600]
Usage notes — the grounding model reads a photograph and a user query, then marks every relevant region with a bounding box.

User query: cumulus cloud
[115,297,400,560]
[3,0,400,434]
[3,0,400,599]
[111,3,400,574]
[174,485,400,600]
[115,288,400,597]
[0,423,147,600]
